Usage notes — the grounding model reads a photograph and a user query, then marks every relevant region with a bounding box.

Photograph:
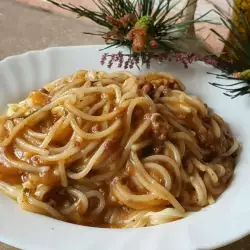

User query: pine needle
[47,0,212,54]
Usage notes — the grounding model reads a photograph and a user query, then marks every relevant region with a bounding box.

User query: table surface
[0,0,249,249]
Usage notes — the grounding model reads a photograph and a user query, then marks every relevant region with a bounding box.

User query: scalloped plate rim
[0,45,250,250]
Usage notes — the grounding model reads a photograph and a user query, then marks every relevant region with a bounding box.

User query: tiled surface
[1,0,250,250]
[0,0,103,59]
[16,0,98,17]
[16,0,232,21]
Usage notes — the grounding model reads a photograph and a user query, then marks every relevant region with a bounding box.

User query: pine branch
[210,1,250,71]
[206,0,250,98]
[47,0,213,55]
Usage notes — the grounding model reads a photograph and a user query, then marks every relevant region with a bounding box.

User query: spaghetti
[0,71,239,228]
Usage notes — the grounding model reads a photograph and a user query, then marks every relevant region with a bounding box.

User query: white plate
[0,45,250,250]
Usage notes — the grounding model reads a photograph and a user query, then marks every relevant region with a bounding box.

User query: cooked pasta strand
[0,71,238,228]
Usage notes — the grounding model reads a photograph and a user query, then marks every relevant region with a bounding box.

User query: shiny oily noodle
[0,71,239,228]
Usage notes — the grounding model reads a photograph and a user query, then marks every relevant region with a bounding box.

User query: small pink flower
[100,53,108,65]
[150,40,159,48]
